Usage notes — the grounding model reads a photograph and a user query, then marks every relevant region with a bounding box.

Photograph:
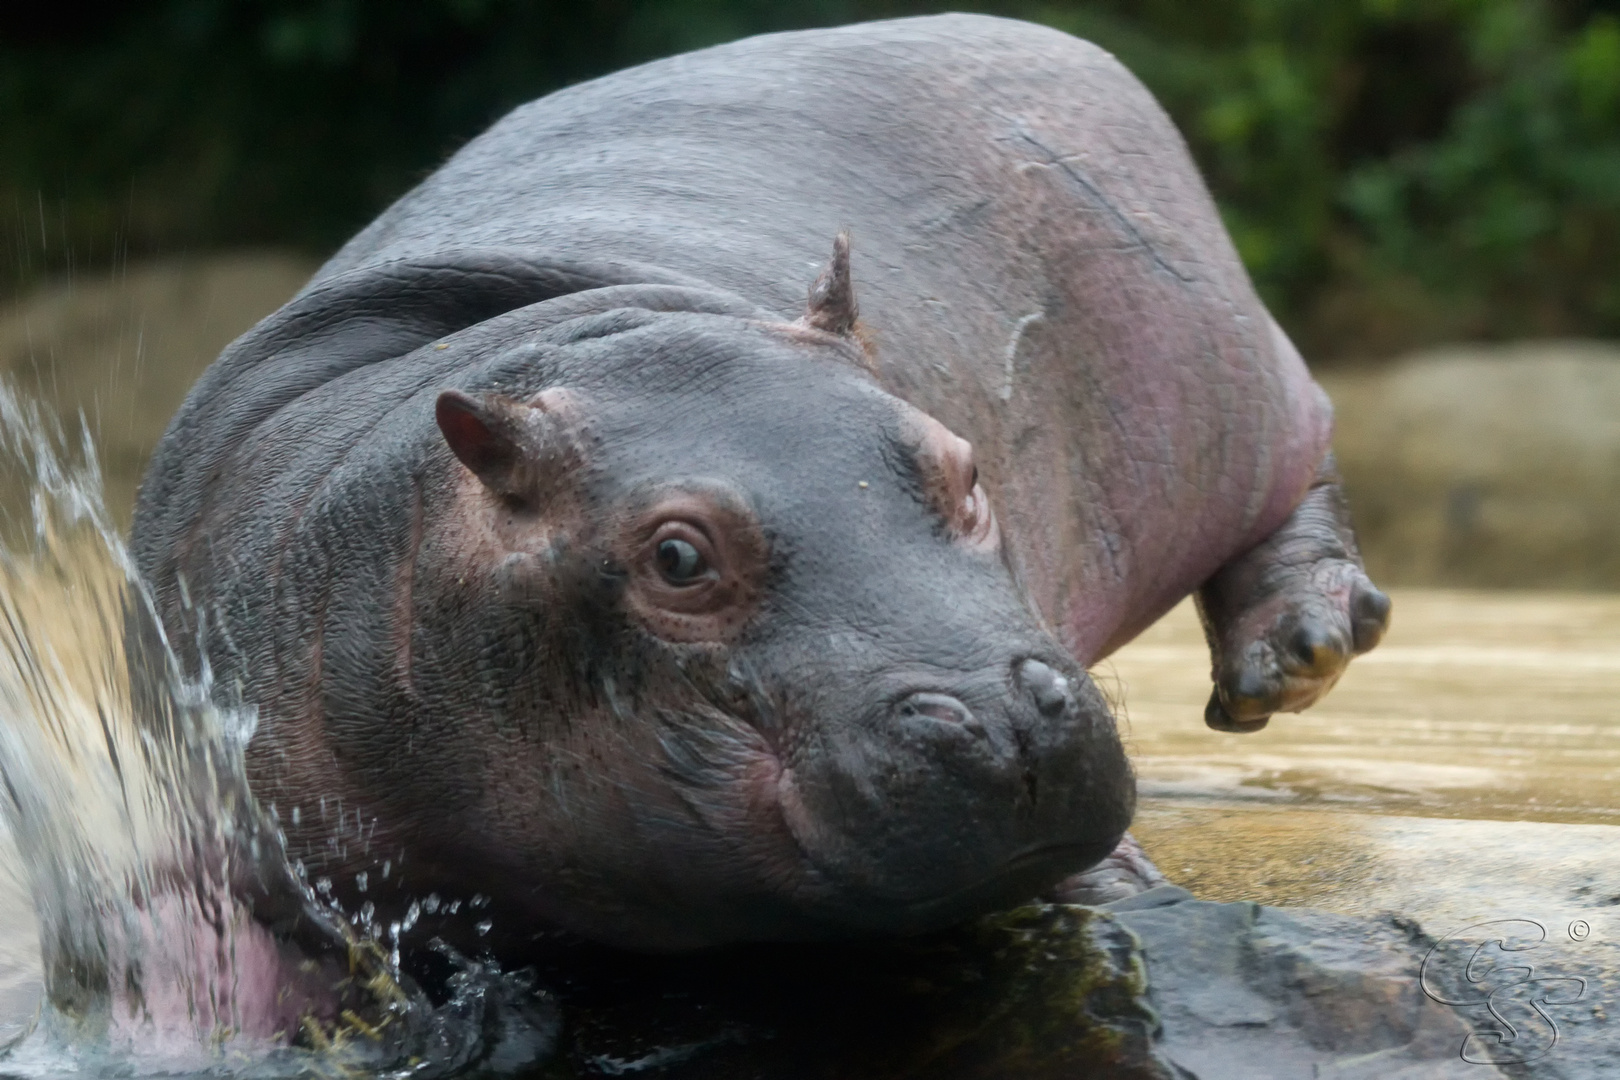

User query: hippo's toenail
[1205,692,1270,734]
[1287,622,1344,673]
[1230,665,1274,704]
[1353,586,1392,625]
[1351,586,1392,652]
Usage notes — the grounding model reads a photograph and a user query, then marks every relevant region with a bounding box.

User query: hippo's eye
[656,537,708,584]
[627,497,764,640]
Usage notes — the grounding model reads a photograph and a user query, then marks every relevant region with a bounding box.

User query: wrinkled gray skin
[131,14,1388,954]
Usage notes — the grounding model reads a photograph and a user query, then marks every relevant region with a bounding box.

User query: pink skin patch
[102,887,347,1050]
[906,409,1003,555]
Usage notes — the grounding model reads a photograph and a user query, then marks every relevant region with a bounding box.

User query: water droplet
[356,871,369,892]
[475,920,493,936]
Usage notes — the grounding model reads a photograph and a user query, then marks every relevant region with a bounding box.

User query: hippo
[130,13,1389,956]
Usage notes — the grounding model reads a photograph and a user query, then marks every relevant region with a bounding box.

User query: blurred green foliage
[4,0,1618,358]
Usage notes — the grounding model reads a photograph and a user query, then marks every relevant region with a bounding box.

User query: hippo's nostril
[896,692,978,728]
[1017,658,1074,718]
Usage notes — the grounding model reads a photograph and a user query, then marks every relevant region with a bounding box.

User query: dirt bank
[0,252,317,527]
[1322,341,1620,589]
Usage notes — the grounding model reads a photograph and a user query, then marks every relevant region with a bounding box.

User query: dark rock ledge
[513,889,1616,1079]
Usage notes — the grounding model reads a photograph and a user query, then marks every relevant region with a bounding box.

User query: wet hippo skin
[130,14,1388,954]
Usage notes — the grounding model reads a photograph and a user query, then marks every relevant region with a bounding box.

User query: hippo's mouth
[774,765,1119,928]
[1004,840,1115,875]
[912,839,1122,909]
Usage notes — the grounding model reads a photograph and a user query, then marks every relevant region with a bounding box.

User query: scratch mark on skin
[1001,123,1194,285]
[999,311,1044,402]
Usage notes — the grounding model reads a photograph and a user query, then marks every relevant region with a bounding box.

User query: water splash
[0,385,553,1076]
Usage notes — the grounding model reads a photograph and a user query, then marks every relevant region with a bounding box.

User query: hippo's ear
[436,388,572,501]
[800,231,859,336]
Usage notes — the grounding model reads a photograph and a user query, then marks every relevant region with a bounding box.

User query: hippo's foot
[1045,833,1169,905]
[1196,454,1391,733]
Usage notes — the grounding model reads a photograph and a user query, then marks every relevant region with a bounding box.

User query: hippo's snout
[779,650,1134,935]
[893,658,1079,732]
[886,656,1094,783]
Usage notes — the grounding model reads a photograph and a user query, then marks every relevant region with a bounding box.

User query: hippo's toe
[1350,581,1392,653]
[1203,565,1391,735]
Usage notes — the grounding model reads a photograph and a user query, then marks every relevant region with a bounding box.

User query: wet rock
[1322,341,1620,589]
[458,889,1620,1078]
[1116,896,1492,1078]
[1112,888,1620,1079]
[1406,914,1620,1080]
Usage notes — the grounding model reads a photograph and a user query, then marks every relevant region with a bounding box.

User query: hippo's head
[395,239,1133,950]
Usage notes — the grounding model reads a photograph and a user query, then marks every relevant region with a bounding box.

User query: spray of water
[0,385,554,1077]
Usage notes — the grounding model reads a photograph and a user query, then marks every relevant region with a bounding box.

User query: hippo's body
[319,15,1331,664]
[132,15,1385,955]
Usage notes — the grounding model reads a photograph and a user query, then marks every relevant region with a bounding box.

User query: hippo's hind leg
[1049,458,1391,905]
[1197,454,1391,733]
